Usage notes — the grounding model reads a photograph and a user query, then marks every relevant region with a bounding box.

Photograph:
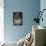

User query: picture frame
[13,12,23,25]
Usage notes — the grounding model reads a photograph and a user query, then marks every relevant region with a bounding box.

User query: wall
[40,0,46,26]
[4,0,40,42]
[0,0,4,42]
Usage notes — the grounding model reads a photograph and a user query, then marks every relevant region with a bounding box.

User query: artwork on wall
[13,12,23,25]
[33,9,46,24]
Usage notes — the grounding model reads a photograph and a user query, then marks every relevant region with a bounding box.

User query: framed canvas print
[13,12,23,25]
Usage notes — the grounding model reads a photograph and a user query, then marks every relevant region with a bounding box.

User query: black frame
[13,12,23,25]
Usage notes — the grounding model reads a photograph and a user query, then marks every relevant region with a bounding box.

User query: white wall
[0,0,4,42]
